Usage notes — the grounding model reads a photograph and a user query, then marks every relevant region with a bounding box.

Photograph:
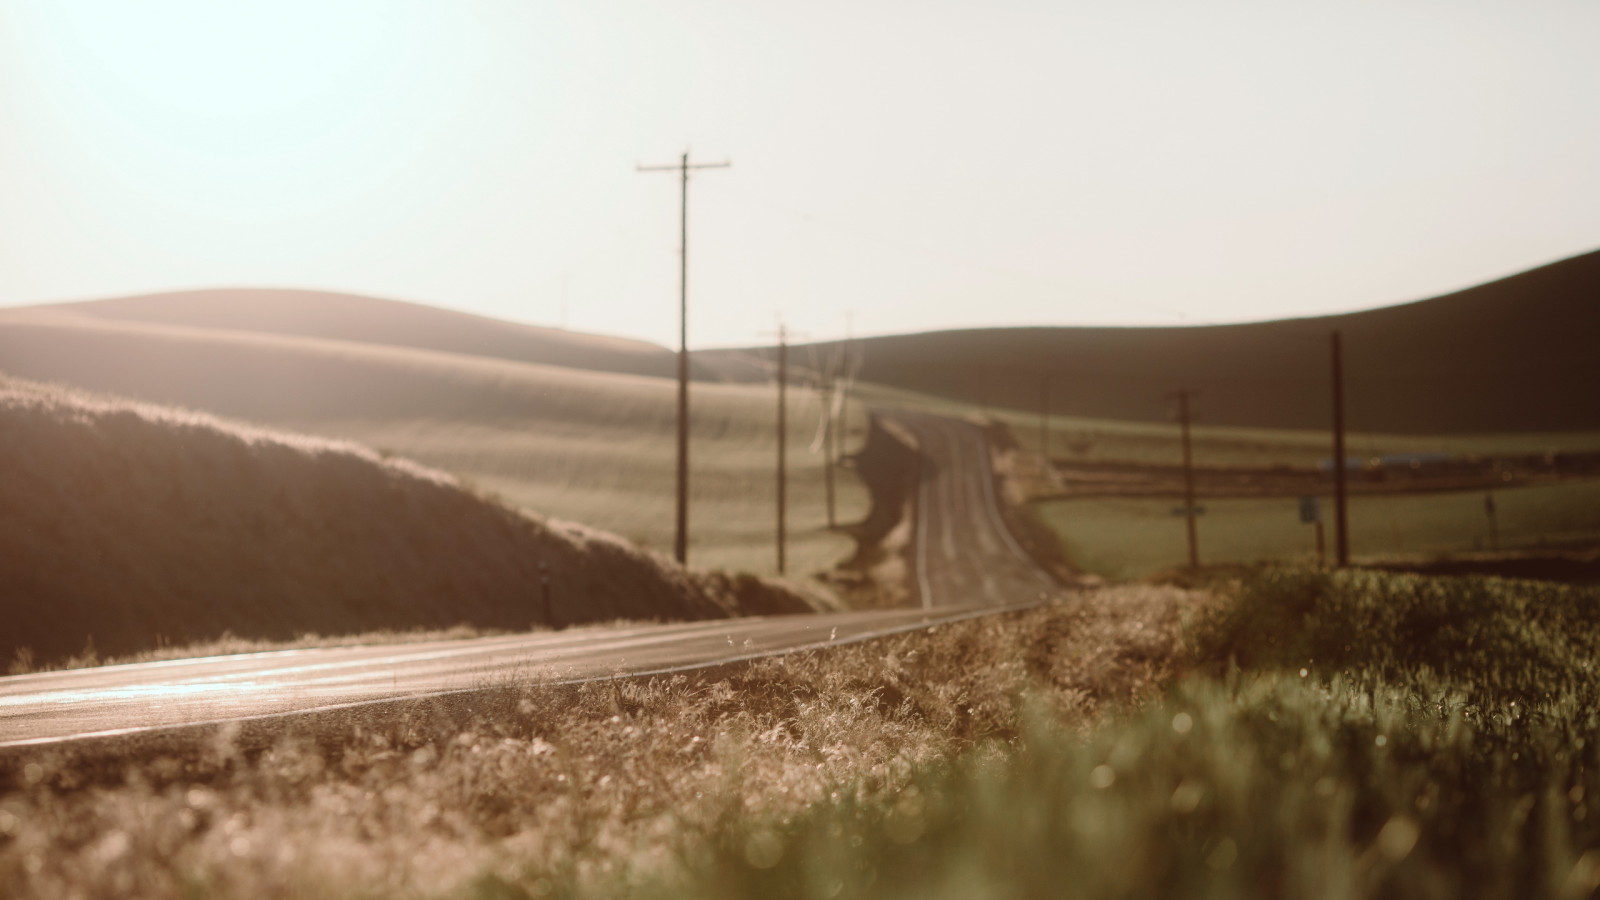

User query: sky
[1,0,1598,349]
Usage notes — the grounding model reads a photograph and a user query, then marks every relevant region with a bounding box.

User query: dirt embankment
[0,379,823,667]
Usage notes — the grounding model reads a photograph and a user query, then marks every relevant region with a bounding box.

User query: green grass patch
[858,381,1600,468]
[0,314,869,580]
[622,569,1600,899]
[1036,481,1600,579]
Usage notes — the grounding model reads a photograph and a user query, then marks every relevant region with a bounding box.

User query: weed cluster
[0,588,1195,898]
[642,569,1600,898]
[1199,567,1600,704]
[6,572,1596,898]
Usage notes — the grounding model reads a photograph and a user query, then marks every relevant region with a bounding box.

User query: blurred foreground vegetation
[3,571,1598,898]
[643,569,1599,899]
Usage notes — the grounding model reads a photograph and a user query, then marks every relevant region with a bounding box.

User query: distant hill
[6,288,701,381]
[0,305,658,424]
[0,380,820,666]
[0,299,859,578]
[732,249,1600,434]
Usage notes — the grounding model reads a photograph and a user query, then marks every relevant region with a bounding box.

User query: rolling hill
[0,302,866,576]
[731,249,1600,435]
[6,288,700,381]
[0,379,824,667]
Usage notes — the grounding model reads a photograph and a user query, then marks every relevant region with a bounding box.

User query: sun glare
[22,0,468,221]
[52,1,397,120]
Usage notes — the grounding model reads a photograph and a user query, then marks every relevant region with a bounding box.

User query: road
[1,412,1062,749]
[883,410,1058,608]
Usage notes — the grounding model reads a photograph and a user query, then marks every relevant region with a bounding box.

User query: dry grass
[0,303,868,578]
[0,378,827,668]
[0,585,1201,899]
[42,288,683,380]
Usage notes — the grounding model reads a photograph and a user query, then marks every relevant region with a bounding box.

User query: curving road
[0,412,1064,749]
[885,410,1059,608]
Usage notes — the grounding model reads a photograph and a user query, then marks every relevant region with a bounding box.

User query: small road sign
[1299,495,1321,524]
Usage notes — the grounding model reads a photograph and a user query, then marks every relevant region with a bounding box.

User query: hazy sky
[2,0,1597,348]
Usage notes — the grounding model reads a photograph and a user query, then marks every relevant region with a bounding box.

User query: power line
[1169,389,1202,571]
[777,324,788,573]
[637,151,731,565]
[761,322,791,574]
[1330,331,1350,568]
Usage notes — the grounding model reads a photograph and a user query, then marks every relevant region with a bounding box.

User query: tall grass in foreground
[0,588,1195,899]
[3,573,1597,898]
[631,570,1600,899]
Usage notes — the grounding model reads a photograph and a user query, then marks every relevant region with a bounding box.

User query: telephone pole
[838,311,859,467]
[1173,389,1201,571]
[823,358,838,529]
[1331,331,1350,567]
[637,151,730,565]
[1038,370,1050,460]
[775,324,789,573]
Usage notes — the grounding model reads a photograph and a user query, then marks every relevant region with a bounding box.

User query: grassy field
[5,570,1597,898]
[861,379,1600,579]
[0,378,825,668]
[11,288,688,380]
[641,569,1600,899]
[0,583,1197,899]
[1037,481,1600,580]
[0,306,868,578]
[8,287,1597,582]
[858,381,1600,469]
[315,383,869,576]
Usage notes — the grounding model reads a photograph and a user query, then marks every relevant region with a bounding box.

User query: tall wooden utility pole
[1174,390,1201,571]
[823,359,838,529]
[1331,331,1350,567]
[637,151,730,564]
[775,324,788,573]
[1038,370,1050,460]
[836,311,859,480]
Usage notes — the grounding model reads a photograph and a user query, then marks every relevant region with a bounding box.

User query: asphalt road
[883,410,1058,608]
[1,412,1062,749]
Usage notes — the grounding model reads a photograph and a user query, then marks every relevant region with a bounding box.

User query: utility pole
[637,151,730,565]
[775,324,788,573]
[823,357,838,529]
[1484,492,1500,552]
[838,311,858,461]
[1173,390,1201,571]
[1331,331,1350,567]
[1038,370,1050,461]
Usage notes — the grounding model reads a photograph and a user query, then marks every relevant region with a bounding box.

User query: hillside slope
[740,249,1600,434]
[0,380,822,666]
[0,311,866,575]
[6,288,700,381]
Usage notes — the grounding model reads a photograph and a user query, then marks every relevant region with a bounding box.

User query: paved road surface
[1,411,1062,749]
[882,410,1058,608]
